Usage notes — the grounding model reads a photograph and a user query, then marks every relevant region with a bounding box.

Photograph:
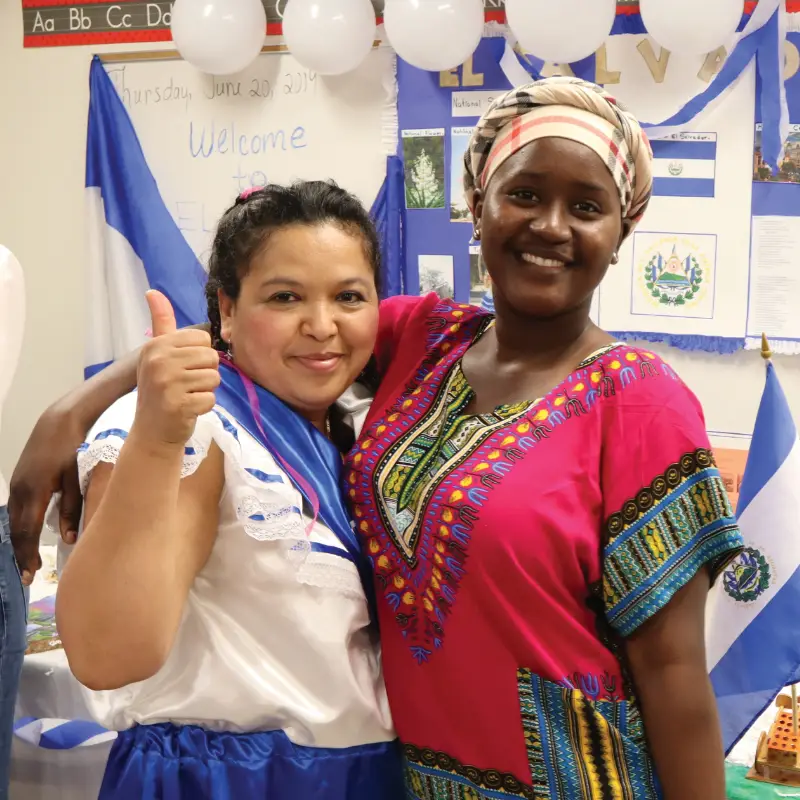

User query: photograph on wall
[419,255,454,298]
[754,123,800,183]
[402,129,446,210]
[469,244,490,305]
[630,232,717,320]
[450,127,473,221]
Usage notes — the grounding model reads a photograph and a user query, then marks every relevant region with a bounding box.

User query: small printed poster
[469,245,490,305]
[419,255,454,298]
[714,447,748,511]
[401,129,446,210]
[754,123,800,182]
[630,232,717,320]
[450,127,473,222]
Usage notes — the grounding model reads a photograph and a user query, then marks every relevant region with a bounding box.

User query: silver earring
[473,228,481,241]
[611,252,619,264]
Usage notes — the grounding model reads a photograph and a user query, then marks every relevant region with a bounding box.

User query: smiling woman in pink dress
[343,78,742,800]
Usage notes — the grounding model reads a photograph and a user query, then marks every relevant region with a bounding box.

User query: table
[10,545,112,799]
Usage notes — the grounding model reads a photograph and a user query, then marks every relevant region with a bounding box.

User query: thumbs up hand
[133,290,220,449]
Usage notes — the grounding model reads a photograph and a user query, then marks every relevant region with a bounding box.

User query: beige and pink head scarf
[464,76,653,234]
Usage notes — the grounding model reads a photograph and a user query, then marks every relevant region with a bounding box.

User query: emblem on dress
[723,547,772,603]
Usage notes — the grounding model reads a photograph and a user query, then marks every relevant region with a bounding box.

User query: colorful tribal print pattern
[347,301,669,661]
[404,744,534,800]
[602,448,742,636]
[518,667,662,800]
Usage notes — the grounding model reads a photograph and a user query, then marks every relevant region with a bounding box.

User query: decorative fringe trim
[610,331,745,354]
[744,336,800,354]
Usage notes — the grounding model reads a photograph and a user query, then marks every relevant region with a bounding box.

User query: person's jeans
[0,506,26,799]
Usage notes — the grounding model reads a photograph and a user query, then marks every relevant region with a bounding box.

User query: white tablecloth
[10,545,110,799]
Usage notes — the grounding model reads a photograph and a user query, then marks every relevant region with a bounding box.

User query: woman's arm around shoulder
[374,293,441,375]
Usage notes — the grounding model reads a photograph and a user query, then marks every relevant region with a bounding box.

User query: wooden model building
[749,687,800,787]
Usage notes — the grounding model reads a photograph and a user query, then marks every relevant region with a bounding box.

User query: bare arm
[626,570,726,800]
[9,322,211,581]
[58,434,223,690]
[57,296,219,690]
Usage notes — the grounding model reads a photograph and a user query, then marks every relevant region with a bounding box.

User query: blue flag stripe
[14,717,112,749]
[650,140,717,160]
[652,177,715,198]
[737,363,797,517]
[710,564,800,753]
[86,56,207,331]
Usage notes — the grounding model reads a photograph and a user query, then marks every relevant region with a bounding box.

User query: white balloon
[171,0,266,76]
[283,0,376,76]
[383,0,484,72]
[505,0,616,64]
[640,0,742,56]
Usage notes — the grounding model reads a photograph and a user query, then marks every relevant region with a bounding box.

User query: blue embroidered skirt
[99,723,405,799]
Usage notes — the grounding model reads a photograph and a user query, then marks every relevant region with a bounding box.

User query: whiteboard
[103,44,397,264]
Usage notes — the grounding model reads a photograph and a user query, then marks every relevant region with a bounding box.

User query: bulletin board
[396,26,800,356]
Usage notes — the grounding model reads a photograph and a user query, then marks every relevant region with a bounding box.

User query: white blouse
[75,390,393,749]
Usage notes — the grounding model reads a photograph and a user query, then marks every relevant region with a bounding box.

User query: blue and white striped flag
[707,359,800,753]
[651,134,716,199]
[85,55,207,379]
[14,717,116,750]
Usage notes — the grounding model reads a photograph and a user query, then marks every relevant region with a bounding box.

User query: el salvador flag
[85,55,207,380]
[650,135,717,199]
[707,359,800,754]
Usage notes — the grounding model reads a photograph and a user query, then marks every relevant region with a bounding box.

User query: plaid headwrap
[464,76,653,233]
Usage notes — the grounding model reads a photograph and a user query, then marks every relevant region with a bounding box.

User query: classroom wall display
[593,29,756,353]
[746,31,800,355]
[398,32,756,349]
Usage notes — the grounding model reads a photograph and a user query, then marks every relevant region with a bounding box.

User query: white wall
[0,3,172,484]
[1,0,800,488]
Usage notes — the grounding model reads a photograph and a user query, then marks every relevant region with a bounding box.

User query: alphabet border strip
[20,0,644,49]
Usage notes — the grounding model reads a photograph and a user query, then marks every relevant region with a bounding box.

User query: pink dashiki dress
[344,294,744,800]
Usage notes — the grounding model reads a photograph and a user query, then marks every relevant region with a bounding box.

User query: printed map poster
[630,232,717,320]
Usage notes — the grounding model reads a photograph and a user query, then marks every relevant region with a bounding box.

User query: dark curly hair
[205,180,382,353]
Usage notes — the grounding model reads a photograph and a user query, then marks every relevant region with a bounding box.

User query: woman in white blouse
[56,183,402,799]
